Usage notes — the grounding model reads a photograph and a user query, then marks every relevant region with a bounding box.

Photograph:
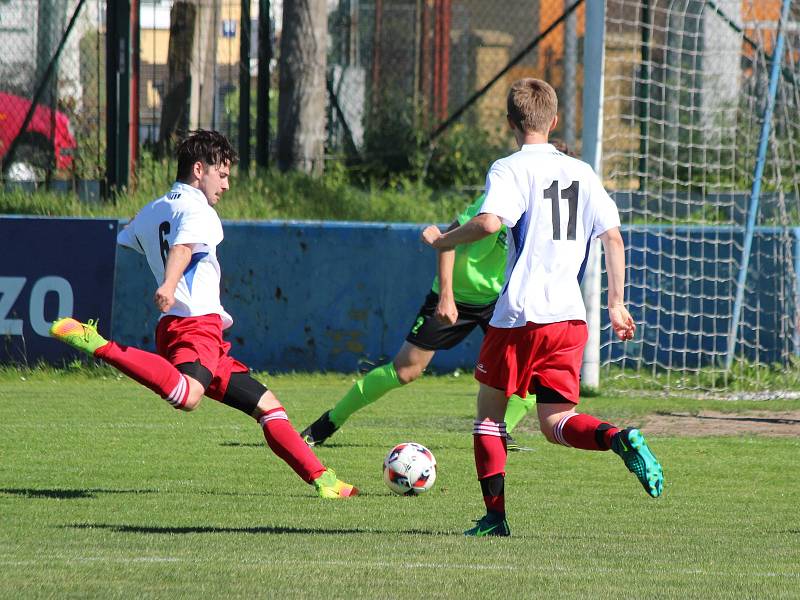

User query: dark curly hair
[175,129,238,181]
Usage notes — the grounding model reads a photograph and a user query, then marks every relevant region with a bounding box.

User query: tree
[277,0,327,175]
[158,1,196,154]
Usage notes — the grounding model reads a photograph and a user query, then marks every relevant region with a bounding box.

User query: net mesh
[602,0,800,395]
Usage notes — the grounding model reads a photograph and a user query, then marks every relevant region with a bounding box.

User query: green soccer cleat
[49,317,108,355]
[313,469,358,499]
[464,512,511,537]
[611,428,664,498]
[300,411,338,447]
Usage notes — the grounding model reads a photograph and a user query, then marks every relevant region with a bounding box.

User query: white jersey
[117,182,233,329]
[480,143,620,328]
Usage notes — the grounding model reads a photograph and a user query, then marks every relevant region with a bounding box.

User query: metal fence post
[239,0,251,174]
[106,0,131,194]
[580,0,606,389]
[256,0,271,169]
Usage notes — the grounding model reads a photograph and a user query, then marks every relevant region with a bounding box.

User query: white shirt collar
[519,143,556,153]
[171,181,209,205]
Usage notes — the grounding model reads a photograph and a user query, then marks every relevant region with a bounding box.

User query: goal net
[600,0,800,396]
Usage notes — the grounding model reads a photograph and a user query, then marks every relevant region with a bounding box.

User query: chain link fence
[0,0,584,194]
[328,0,586,187]
[0,0,104,198]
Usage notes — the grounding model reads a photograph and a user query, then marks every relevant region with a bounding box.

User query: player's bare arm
[598,227,636,341]
[435,219,460,325]
[436,248,458,325]
[154,243,192,312]
[422,213,502,250]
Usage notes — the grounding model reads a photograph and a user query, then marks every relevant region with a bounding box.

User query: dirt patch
[642,410,800,437]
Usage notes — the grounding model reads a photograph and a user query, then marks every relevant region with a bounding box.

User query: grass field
[1,369,798,599]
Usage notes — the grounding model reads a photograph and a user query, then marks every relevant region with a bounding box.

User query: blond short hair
[506,78,558,134]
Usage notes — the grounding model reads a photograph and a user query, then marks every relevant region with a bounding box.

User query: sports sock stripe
[166,375,188,408]
[473,419,507,437]
[554,413,577,446]
[258,409,288,426]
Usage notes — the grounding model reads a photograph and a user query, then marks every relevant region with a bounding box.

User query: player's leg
[219,371,357,498]
[531,319,611,449]
[531,320,663,497]
[536,398,619,449]
[300,342,434,446]
[504,394,535,434]
[464,383,511,537]
[476,309,536,447]
[465,324,523,537]
[50,317,197,410]
[536,398,663,497]
[301,291,478,446]
[503,394,536,449]
[392,341,436,384]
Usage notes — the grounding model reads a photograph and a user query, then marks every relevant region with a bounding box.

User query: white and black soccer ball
[382,442,437,495]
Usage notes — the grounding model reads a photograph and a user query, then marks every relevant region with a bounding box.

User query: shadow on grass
[67,523,447,536]
[1,486,381,501]
[0,487,158,499]
[219,441,378,449]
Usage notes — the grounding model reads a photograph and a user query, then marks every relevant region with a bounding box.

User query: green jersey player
[300,193,535,447]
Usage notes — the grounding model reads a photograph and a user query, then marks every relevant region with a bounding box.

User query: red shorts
[475,320,588,403]
[155,314,248,401]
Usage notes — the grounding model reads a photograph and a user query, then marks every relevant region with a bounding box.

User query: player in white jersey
[50,130,357,499]
[422,79,664,537]
[117,180,232,328]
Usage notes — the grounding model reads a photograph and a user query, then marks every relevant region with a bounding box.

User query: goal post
[580,0,606,390]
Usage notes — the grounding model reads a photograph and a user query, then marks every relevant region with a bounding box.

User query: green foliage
[635,66,800,222]
[424,123,512,189]
[70,26,106,180]
[0,150,472,223]
[220,85,280,158]
[353,93,510,189]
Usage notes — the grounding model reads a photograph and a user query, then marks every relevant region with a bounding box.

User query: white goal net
[600,0,800,395]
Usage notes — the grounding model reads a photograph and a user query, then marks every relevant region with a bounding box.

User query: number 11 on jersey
[544,180,579,241]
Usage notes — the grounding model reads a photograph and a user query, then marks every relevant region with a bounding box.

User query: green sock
[329,363,402,427]
[504,394,536,435]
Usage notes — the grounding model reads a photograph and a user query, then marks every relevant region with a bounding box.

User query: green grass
[0,160,469,224]
[1,369,798,598]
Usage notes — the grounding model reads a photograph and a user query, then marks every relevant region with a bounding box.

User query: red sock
[95,341,189,408]
[259,408,326,483]
[473,419,507,514]
[553,413,619,450]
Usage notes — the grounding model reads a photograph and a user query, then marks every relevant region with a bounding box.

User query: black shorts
[405,291,496,351]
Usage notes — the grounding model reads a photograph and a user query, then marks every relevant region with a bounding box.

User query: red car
[0,91,77,180]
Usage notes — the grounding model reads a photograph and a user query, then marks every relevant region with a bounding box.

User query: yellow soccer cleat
[49,318,108,355]
[313,469,358,499]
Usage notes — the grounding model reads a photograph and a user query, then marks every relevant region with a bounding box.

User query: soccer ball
[382,442,437,495]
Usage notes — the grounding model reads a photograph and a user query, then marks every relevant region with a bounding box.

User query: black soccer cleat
[464,511,511,537]
[506,433,520,452]
[300,410,338,447]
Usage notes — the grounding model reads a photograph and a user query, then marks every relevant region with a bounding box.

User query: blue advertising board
[0,217,117,365]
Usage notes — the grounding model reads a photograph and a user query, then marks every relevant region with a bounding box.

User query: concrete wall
[2,216,795,372]
[112,220,485,373]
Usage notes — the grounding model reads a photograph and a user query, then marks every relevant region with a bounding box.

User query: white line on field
[0,556,797,578]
